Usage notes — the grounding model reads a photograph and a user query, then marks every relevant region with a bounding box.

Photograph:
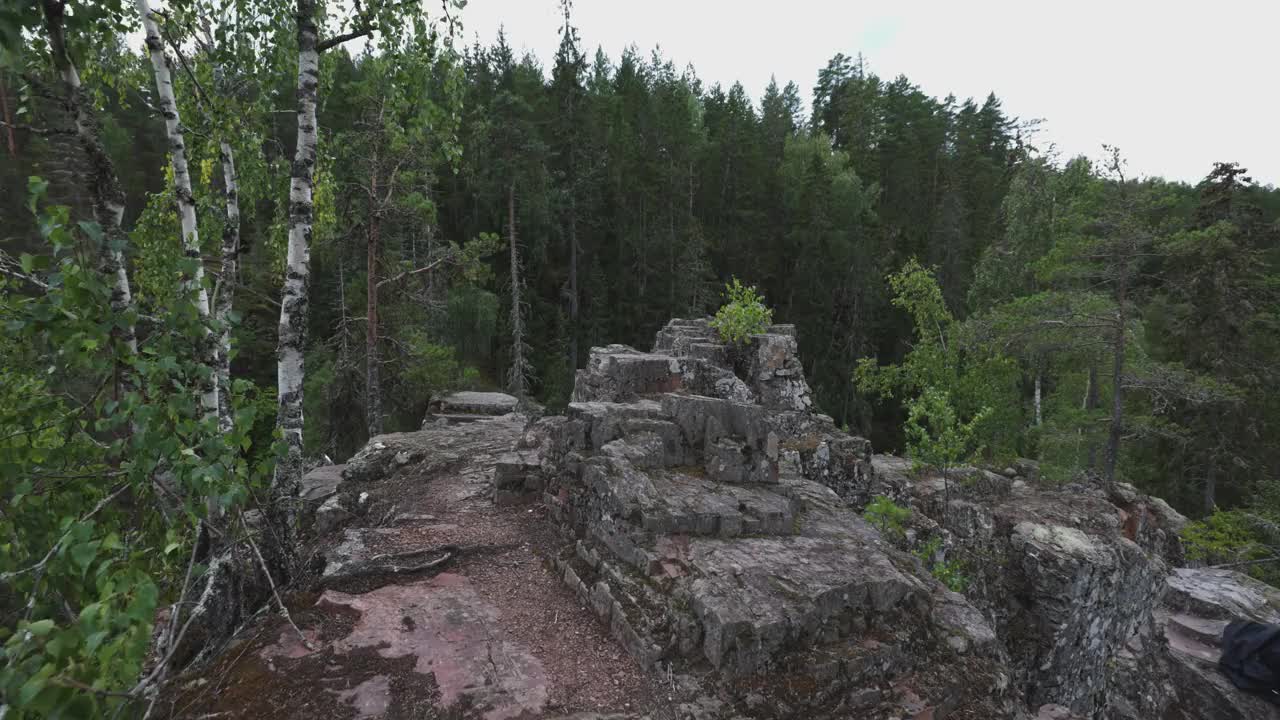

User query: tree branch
[317,27,372,53]
[376,256,449,288]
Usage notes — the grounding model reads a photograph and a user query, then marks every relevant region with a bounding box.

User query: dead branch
[239,511,312,651]
[376,256,449,288]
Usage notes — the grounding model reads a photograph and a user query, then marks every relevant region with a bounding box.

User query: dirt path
[165,417,669,719]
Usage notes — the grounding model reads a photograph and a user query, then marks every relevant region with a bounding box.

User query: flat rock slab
[300,464,345,503]
[318,574,549,720]
[683,532,928,672]
[431,391,519,417]
[589,464,798,539]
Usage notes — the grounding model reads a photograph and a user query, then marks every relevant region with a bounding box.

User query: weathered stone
[523,318,1014,717]
[300,463,345,503]
[704,438,777,485]
[573,346,684,402]
[422,389,517,422]
[1109,567,1280,719]
[315,493,348,535]
[568,399,666,451]
[735,332,813,411]
[494,449,544,505]
[507,316,1271,719]
[318,575,549,717]
[661,393,766,451]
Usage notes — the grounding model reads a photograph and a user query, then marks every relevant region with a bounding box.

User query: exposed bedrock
[503,317,1280,719]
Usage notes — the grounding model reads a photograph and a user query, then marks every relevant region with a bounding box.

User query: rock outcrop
[510,317,1280,719]
[182,317,1280,720]
[512,319,1016,717]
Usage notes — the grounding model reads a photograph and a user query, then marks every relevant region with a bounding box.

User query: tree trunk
[1085,362,1100,471]
[365,160,382,438]
[1033,368,1043,426]
[138,0,218,420]
[568,195,579,371]
[40,0,136,358]
[1104,306,1125,488]
[668,159,676,313]
[273,0,319,531]
[1204,450,1217,515]
[508,182,527,398]
[0,75,15,158]
[216,141,240,432]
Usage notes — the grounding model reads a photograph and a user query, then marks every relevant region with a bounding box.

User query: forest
[2,0,1279,715]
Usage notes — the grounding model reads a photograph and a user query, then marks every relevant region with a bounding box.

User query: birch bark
[274,0,321,501]
[216,141,240,432]
[137,0,218,419]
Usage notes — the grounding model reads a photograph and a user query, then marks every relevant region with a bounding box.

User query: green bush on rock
[710,278,773,345]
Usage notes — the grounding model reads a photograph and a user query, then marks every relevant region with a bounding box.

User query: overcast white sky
[457,0,1278,186]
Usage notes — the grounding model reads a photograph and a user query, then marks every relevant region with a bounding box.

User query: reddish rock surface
[166,416,665,719]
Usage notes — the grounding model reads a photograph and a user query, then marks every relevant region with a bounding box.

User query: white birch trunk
[216,141,240,433]
[274,0,320,502]
[137,0,218,419]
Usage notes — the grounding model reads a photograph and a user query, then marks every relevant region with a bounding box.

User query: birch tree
[272,0,325,533]
[136,0,219,420]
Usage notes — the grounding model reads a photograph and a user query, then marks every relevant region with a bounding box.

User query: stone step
[1165,622,1221,664]
[1166,612,1228,647]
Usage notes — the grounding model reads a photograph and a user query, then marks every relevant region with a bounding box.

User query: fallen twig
[320,545,459,585]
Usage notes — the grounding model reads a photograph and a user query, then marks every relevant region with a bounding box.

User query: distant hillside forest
[4,6,1280,518]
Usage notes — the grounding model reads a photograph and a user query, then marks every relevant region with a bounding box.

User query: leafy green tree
[0,182,265,717]
[856,259,1021,460]
[904,386,991,526]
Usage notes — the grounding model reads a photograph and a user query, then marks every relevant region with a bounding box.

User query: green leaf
[71,541,99,575]
[78,220,104,244]
[18,672,48,706]
[84,630,110,653]
[26,619,56,637]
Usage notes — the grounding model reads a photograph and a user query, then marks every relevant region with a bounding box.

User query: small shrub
[864,495,911,539]
[914,536,943,564]
[710,277,773,345]
[1183,509,1280,587]
[914,536,969,592]
[931,559,970,593]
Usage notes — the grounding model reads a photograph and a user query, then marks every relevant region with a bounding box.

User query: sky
[456,0,1278,186]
